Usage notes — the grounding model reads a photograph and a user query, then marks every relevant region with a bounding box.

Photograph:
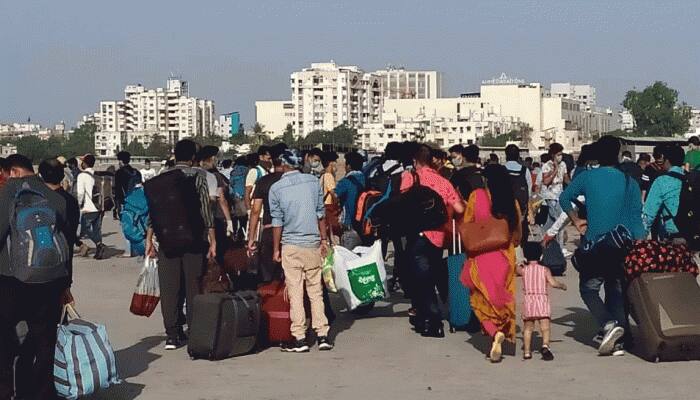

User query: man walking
[643,145,687,240]
[269,149,333,352]
[76,154,107,259]
[140,159,157,182]
[560,136,645,356]
[114,151,142,214]
[0,154,74,400]
[145,139,216,350]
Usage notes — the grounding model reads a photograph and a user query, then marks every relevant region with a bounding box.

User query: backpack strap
[385,163,401,176]
[666,171,686,182]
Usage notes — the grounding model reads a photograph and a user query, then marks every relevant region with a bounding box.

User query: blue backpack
[120,187,149,256]
[9,185,69,283]
[229,165,249,199]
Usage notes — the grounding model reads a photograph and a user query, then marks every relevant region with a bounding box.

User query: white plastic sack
[332,241,388,311]
[129,257,160,317]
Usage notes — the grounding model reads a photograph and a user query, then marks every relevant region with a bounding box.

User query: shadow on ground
[551,307,599,349]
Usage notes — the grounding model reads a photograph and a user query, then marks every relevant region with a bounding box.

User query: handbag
[459,215,511,254]
[572,224,633,278]
[201,258,232,294]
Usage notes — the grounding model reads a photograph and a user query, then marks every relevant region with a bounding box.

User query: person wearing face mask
[448,144,465,171]
[540,143,570,252]
[306,148,324,178]
[244,146,272,211]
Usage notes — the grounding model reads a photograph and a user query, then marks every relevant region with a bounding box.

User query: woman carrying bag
[459,164,522,363]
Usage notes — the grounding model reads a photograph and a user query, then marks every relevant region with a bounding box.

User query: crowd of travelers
[0,133,699,399]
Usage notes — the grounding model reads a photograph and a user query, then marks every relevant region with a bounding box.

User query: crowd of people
[0,133,699,398]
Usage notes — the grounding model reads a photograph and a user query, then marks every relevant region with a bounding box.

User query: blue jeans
[80,212,103,246]
[407,235,443,323]
[579,275,627,332]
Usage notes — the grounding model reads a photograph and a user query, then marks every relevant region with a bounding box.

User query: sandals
[489,332,505,363]
[540,346,554,361]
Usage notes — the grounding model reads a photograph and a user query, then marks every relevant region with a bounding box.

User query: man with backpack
[335,151,367,231]
[0,154,73,400]
[198,145,234,264]
[230,156,250,239]
[76,154,108,259]
[643,145,698,246]
[114,151,142,215]
[399,144,465,338]
[505,144,532,246]
[450,144,485,200]
[145,139,216,350]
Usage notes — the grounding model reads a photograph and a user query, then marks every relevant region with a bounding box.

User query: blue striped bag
[54,305,120,399]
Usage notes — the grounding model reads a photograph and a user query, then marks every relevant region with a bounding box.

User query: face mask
[310,160,321,169]
[452,156,463,167]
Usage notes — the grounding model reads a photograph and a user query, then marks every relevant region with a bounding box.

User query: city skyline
[2,0,699,127]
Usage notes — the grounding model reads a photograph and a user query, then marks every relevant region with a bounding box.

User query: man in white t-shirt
[540,143,570,249]
[245,146,272,210]
[140,159,157,182]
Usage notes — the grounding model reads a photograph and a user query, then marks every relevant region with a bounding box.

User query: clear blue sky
[2,0,698,127]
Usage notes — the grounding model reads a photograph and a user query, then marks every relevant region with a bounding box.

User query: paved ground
[68,219,699,400]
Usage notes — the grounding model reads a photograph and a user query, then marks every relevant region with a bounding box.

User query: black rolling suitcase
[188,291,261,360]
[627,273,700,362]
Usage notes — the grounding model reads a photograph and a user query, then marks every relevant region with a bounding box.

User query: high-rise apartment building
[550,83,597,112]
[374,67,442,99]
[93,77,215,156]
[290,62,382,137]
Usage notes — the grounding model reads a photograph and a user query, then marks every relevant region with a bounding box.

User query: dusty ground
[67,219,699,400]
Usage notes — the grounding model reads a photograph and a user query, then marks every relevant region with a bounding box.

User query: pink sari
[460,189,517,341]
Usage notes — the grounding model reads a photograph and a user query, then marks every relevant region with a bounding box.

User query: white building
[374,67,442,100]
[374,75,618,152]
[620,109,635,131]
[290,62,382,137]
[94,131,124,157]
[91,77,216,156]
[255,101,294,138]
[550,83,597,112]
[687,109,700,137]
[1,143,17,157]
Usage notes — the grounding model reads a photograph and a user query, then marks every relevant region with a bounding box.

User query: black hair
[505,144,520,162]
[345,151,364,172]
[234,156,248,167]
[414,144,433,166]
[257,145,271,157]
[321,151,339,168]
[448,144,464,154]
[689,136,699,146]
[637,153,651,163]
[197,145,219,162]
[0,157,8,172]
[661,145,685,167]
[652,145,664,160]
[38,158,65,184]
[174,139,198,162]
[548,142,564,156]
[523,242,543,262]
[462,144,480,163]
[401,141,421,166]
[116,151,131,164]
[66,157,78,168]
[431,148,448,161]
[384,142,402,160]
[483,164,519,232]
[221,159,233,169]
[489,153,499,164]
[576,144,595,167]
[165,159,176,168]
[6,154,34,173]
[596,135,621,167]
[144,159,151,165]
[82,154,96,168]
[246,153,259,166]
[307,148,323,158]
[621,150,633,159]
[540,153,551,163]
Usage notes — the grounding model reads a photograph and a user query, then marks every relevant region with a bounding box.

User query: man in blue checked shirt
[643,145,686,240]
[269,149,333,353]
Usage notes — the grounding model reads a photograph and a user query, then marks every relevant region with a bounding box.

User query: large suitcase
[447,221,472,332]
[258,281,293,346]
[188,291,260,360]
[627,273,700,362]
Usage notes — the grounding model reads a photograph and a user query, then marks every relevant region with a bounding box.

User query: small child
[518,242,567,361]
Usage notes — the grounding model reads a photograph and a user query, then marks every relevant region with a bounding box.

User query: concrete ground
[68,219,699,400]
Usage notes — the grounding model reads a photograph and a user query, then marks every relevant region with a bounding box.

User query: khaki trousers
[281,244,329,339]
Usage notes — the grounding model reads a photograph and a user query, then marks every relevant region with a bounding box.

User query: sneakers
[598,321,625,356]
[541,346,555,361]
[94,243,107,260]
[281,339,310,353]
[318,337,334,351]
[164,337,182,350]
[612,343,625,357]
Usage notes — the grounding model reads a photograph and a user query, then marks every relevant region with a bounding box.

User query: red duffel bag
[624,240,699,281]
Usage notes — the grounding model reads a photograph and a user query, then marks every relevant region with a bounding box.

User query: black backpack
[377,171,447,236]
[144,169,206,257]
[667,169,700,250]
[368,163,402,196]
[509,165,529,216]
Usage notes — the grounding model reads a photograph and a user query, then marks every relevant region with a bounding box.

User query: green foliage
[282,124,295,146]
[623,81,691,136]
[123,139,146,156]
[253,122,264,134]
[11,123,96,164]
[296,124,357,147]
[146,136,171,159]
[478,130,520,147]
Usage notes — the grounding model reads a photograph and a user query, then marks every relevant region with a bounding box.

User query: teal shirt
[560,167,645,241]
[642,166,685,236]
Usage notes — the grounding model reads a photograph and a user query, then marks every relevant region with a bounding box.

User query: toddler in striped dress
[518,242,567,361]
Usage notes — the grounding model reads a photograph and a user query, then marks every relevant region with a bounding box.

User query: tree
[62,123,96,158]
[146,135,171,159]
[123,139,146,157]
[253,122,264,134]
[478,130,520,147]
[282,123,295,146]
[623,81,691,136]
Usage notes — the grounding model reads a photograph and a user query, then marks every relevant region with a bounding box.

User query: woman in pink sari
[461,164,521,362]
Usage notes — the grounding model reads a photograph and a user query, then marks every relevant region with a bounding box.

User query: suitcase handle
[452,219,462,254]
